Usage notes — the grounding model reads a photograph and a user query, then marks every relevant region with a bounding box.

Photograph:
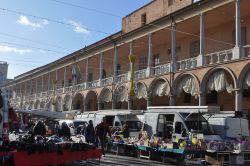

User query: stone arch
[99,88,112,110]
[134,82,147,110]
[115,85,128,109]
[200,67,236,111]
[238,62,250,112]
[149,77,170,106]
[201,67,237,92]
[238,62,250,89]
[63,94,72,111]
[172,73,200,106]
[85,90,98,111]
[72,93,84,112]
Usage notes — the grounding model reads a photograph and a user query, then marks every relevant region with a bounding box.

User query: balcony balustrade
[205,49,233,65]
[135,69,147,81]
[64,86,73,93]
[116,73,128,84]
[243,45,250,57]
[16,48,247,103]
[56,88,64,95]
[151,63,170,76]
[101,77,113,86]
[177,57,197,71]
[87,80,100,88]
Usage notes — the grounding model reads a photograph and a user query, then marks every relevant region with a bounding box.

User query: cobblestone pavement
[67,154,176,166]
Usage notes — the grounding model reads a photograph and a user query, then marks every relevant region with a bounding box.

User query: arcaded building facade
[3,0,250,116]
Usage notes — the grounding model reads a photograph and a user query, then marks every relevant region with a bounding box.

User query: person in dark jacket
[85,120,95,144]
[122,123,129,138]
[95,117,111,156]
[33,121,46,136]
[59,122,71,139]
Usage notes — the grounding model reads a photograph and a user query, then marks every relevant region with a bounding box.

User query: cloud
[68,21,90,35]
[0,45,32,54]
[17,15,48,29]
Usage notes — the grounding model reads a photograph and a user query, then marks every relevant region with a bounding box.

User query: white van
[74,110,144,138]
[203,112,250,139]
[144,106,222,142]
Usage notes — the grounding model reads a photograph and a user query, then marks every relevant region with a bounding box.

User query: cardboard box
[166,143,173,149]
[205,155,225,165]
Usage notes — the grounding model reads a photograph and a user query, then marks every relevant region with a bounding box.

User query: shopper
[85,120,95,144]
[59,122,71,139]
[95,117,111,156]
[33,121,46,136]
[122,123,129,138]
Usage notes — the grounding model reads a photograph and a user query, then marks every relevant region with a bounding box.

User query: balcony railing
[177,57,197,70]
[135,69,147,81]
[15,48,246,103]
[74,83,86,91]
[88,80,100,88]
[205,49,233,65]
[151,63,170,76]
[116,73,128,84]
[64,86,73,93]
[243,45,250,57]
[56,88,64,95]
[101,77,113,86]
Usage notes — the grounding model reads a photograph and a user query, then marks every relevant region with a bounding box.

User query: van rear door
[226,118,250,138]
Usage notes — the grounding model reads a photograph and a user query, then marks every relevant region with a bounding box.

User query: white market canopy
[152,80,170,97]
[116,86,128,102]
[136,83,147,99]
[16,109,76,119]
[206,70,232,93]
[100,89,112,103]
[177,76,199,96]
[244,71,250,89]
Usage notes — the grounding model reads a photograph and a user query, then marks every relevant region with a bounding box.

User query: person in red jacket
[95,117,111,156]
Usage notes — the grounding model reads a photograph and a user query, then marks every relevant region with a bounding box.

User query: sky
[0,0,151,79]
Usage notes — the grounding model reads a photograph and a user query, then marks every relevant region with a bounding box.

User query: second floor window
[141,13,147,26]
[87,73,93,82]
[139,56,147,70]
[68,79,72,86]
[168,0,174,6]
[116,64,121,75]
[153,54,160,67]
[190,40,200,57]
[102,69,106,79]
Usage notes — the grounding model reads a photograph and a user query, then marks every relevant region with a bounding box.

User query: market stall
[0,141,102,166]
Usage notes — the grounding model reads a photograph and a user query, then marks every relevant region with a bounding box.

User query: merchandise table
[0,148,102,166]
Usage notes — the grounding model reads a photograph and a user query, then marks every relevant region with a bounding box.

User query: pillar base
[232,46,244,59]
[197,54,204,67]
[146,67,151,77]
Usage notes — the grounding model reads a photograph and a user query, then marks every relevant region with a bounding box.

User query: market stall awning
[136,83,147,99]
[100,88,112,103]
[152,80,170,97]
[207,71,232,93]
[116,86,128,102]
[16,109,76,119]
[244,71,250,89]
[177,76,199,97]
